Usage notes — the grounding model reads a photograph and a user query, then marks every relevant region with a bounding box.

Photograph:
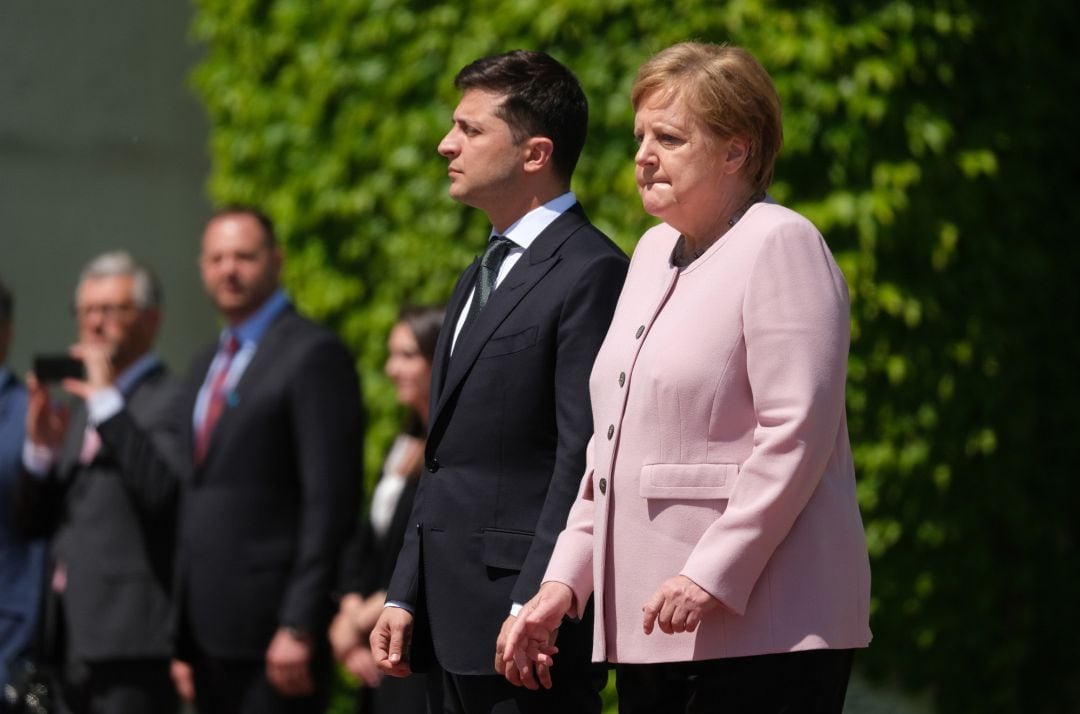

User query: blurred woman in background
[330,305,444,713]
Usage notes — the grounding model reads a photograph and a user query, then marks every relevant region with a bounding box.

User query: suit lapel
[429,206,589,430]
[430,258,479,407]
[59,405,88,475]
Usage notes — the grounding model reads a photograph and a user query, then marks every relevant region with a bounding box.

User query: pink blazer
[545,203,872,664]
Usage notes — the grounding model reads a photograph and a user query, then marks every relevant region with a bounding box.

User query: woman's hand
[642,575,719,635]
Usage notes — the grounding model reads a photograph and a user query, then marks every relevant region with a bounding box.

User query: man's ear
[522,136,555,174]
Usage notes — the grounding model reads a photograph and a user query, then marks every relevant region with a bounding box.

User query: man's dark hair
[0,276,12,324]
[210,205,277,249]
[455,50,589,183]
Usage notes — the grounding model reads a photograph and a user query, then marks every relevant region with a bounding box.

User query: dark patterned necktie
[461,235,515,332]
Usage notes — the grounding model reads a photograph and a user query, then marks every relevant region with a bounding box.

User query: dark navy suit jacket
[386,204,628,675]
[0,371,43,685]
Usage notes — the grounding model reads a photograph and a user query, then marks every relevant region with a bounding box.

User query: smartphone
[32,354,86,383]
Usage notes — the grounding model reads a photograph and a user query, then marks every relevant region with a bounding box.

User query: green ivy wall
[191,1,1080,710]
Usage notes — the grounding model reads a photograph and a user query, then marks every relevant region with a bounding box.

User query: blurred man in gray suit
[16,252,185,714]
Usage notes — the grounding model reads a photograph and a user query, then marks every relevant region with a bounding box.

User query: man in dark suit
[371,51,628,713]
[0,278,45,693]
[15,252,185,713]
[173,207,363,714]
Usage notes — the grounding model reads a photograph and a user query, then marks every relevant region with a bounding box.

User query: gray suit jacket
[16,364,186,661]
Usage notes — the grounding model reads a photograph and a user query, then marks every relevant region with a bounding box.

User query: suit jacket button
[607,425,614,440]
[427,457,440,472]
[636,325,645,339]
[598,477,607,495]
[618,372,625,387]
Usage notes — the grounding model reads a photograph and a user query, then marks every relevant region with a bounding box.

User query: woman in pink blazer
[500,43,871,713]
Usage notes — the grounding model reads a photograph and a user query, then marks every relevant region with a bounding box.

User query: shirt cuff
[383,600,415,615]
[22,440,56,477]
[86,386,124,425]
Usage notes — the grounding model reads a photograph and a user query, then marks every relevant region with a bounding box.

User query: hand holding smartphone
[32,354,86,383]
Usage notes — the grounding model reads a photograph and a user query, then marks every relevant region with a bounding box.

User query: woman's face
[633,91,739,239]
[385,322,432,414]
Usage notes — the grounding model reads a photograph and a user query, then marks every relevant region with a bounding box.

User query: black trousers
[615,649,855,714]
[57,658,177,714]
[189,649,330,714]
[427,667,607,714]
[358,671,430,714]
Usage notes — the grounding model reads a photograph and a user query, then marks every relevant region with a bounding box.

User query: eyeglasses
[73,303,137,320]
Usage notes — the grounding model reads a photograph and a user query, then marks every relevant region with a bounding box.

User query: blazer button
[618,372,625,387]
[598,478,607,495]
[636,325,645,339]
[607,425,614,440]
[427,457,440,473]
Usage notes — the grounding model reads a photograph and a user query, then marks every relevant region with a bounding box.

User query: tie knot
[223,333,240,357]
[481,235,515,268]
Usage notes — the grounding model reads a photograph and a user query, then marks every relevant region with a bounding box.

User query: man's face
[74,275,156,371]
[200,214,282,324]
[437,89,526,214]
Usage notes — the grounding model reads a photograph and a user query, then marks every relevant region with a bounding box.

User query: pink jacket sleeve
[680,222,851,616]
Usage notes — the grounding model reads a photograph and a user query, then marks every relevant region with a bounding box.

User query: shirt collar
[225,289,290,347]
[114,353,160,396]
[492,191,577,250]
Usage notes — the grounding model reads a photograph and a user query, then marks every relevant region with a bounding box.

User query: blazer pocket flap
[481,528,534,570]
[640,463,739,499]
[478,326,538,359]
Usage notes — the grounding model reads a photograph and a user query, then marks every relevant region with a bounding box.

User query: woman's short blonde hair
[632,42,783,192]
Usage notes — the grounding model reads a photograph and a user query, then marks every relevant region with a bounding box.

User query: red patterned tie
[195,334,240,464]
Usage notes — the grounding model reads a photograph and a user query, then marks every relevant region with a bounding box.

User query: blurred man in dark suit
[172,207,363,714]
[15,253,185,714]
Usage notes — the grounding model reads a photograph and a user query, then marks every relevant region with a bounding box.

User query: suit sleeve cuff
[383,600,415,615]
[86,386,124,425]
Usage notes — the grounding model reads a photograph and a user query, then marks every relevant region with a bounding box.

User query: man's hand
[170,659,195,703]
[265,627,314,697]
[61,343,114,401]
[501,581,574,690]
[329,594,365,663]
[343,646,383,687]
[25,374,69,450]
[369,607,414,678]
[642,574,718,635]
